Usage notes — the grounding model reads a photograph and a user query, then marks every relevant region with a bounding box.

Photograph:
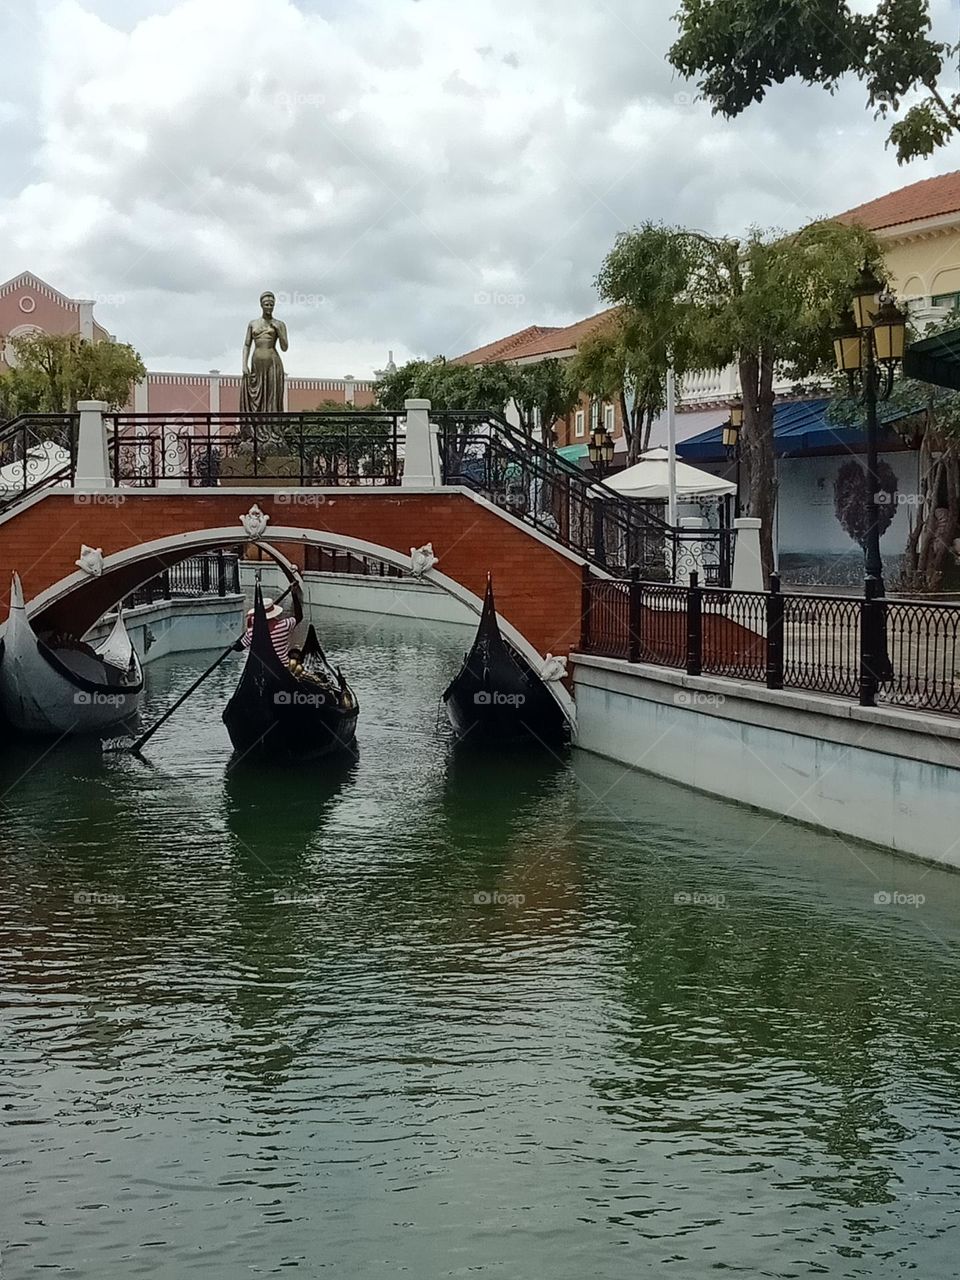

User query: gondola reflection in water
[223,586,359,761]
[442,575,569,749]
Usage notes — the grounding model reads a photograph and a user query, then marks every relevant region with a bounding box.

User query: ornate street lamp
[832,267,907,692]
[587,422,615,480]
[831,270,908,590]
[722,397,743,518]
[587,417,615,567]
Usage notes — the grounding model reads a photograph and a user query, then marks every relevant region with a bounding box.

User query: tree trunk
[619,389,633,462]
[641,406,654,454]
[902,417,960,592]
[739,348,777,582]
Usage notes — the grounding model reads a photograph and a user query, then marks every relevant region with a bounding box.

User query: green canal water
[2,610,960,1278]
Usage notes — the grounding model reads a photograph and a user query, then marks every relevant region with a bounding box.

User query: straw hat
[247,597,283,622]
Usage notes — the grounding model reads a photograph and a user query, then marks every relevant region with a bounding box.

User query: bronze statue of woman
[241,291,288,415]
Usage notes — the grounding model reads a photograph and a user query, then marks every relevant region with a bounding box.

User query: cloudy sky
[2,0,960,378]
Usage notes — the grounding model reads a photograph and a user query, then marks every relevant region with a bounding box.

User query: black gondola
[222,585,358,760]
[442,575,569,748]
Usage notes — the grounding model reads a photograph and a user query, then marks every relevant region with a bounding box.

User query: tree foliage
[833,457,898,550]
[0,332,146,417]
[374,356,515,414]
[510,359,579,441]
[669,0,960,163]
[597,219,883,574]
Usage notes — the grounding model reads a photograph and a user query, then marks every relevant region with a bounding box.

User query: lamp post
[831,267,907,591]
[587,421,615,565]
[832,266,907,692]
[722,397,743,520]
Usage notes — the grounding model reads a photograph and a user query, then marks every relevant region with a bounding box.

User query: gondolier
[237,588,303,664]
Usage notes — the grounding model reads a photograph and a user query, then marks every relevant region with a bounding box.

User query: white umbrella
[602,447,736,500]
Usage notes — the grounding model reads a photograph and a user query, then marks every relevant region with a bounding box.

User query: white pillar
[134,377,149,413]
[343,375,355,405]
[209,369,221,414]
[401,398,441,488]
[74,400,110,490]
[732,517,764,592]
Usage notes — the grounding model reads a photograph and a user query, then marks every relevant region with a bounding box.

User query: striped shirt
[241,615,297,664]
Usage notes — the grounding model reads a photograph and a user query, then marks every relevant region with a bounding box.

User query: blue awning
[676,398,921,462]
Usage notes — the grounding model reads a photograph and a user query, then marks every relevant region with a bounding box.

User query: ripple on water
[2,613,960,1278]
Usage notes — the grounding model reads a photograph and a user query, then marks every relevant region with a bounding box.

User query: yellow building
[838,171,960,323]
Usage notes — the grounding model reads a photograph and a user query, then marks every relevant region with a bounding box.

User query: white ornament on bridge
[410,543,438,578]
[240,504,270,540]
[75,545,104,577]
[541,654,567,682]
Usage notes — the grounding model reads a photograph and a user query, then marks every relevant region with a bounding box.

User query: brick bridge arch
[0,489,589,719]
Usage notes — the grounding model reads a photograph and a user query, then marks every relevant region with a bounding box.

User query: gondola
[222,585,358,760]
[0,572,143,737]
[442,575,569,748]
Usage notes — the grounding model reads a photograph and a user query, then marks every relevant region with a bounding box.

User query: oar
[105,578,299,756]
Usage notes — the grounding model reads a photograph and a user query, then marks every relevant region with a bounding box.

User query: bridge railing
[0,414,77,513]
[434,410,733,583]
[125,551,242,606]
[104,412,404,487]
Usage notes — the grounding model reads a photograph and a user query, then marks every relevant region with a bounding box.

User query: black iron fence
[105,412,404,487]
[436,411,733,582]
[581,569,960,717]
[125,552,241,607]
[0,414,77,512]
[303,547,403,577]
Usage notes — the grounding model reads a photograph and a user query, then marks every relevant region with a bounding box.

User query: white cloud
[2,0,960,376]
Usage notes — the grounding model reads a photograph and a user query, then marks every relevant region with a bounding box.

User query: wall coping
[571,651,960,768]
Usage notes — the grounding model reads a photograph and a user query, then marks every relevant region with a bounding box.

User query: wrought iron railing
[105,412,404,487]
[0,414,77,512]
[435,411,733,582]
[302,547,403,577]
[125,552,241,607]
[580,570,960,717]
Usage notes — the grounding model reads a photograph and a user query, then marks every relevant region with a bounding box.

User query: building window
[590,400,599,430]
[574,410,585,438]
[604,403,614,432]
[932,292,960,310]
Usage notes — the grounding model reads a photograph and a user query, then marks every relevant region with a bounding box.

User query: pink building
[0,271,377,412]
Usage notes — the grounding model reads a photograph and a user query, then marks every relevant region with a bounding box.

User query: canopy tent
[902,325,960,391]
[0,440,71,489]
[602,447,736,500]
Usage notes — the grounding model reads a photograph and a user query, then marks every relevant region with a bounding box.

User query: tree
[0,332,146,415]
[374,356,514,414]
[669,0,959,163]
[510,359,579,443]
[570,315,671,464]
[833,457,899,550]
[598,219,882,576]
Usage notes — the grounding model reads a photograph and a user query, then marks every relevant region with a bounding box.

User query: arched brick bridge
[0,488,590,668]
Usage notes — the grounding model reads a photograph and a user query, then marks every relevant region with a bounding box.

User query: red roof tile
[836,170,960,232]
[454,307,621,365]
